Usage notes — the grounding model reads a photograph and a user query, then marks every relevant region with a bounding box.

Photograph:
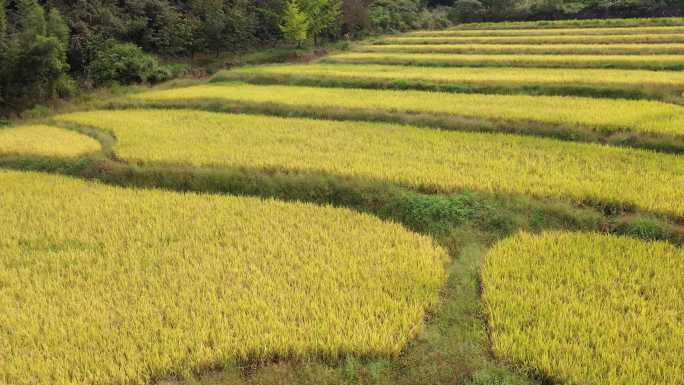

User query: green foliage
[0,0,70,113]
[450,0,486,22]
[369,0,421,32]
[299,0,342,44]
[85,40,168,85]
[17,0,46,40]
[280,0,309,46]
[392,192,480,235]
[46,8,69,48]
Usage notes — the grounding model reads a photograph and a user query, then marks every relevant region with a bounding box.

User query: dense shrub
[85,40,169,85]
[449,0,486,22]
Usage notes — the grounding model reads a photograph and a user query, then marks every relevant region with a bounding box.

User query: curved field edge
[119,83,684,154]
[481,231,684,385]
[52,109,684,221]
[0,170,447,385]
[0,125,101,158]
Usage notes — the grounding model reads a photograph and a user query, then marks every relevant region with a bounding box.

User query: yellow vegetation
[0,170,446,385]
[221,63,684,90]
[358,43,684,55]
[56,109,684,217]
[0,125,100,158]
[130,83,684,137]
[323,52,684,70]
[482,231,684,385]
[404,25,684,36]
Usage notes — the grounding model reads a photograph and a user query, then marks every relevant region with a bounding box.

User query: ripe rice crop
[217,63,684,96]
[404,25,684,37]
[379,33,684,45]
[129,83,684,137]
[323,52,684,70]
[454,17,684,30]
[0,170,446,385]
[358,43,684,55]
[56,109,684,218]
[0,125,100,157]
[481,231,684,385]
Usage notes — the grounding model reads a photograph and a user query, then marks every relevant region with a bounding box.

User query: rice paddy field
[2,15,684,385]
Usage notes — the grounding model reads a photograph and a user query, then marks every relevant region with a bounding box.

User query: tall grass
[56,109,684,218]
[482,231,684,385]
[0,170,446,385]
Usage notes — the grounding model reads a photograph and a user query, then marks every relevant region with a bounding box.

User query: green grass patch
[378,33,684,45]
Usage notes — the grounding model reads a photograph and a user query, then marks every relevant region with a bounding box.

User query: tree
[0,0,7,107]
[17,0,46,40]
[298,0,341,45]
[280,0,308,47]
[47,8,70,48]
[1,0,70,112]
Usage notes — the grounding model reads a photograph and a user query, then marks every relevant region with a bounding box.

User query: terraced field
[2,16,684,385]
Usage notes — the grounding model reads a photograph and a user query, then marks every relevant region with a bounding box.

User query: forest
[1,0,683,115]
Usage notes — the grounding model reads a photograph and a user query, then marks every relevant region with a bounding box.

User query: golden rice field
[379,32,684,45]
[454,17,684,29]
[0,125,100,157]
[0,170,446,385]
[359,43,684,55]
[129,83,684,137]
[4,16,684,385]
[482,231,684,385]
[404,25,684,36]
[56,109,684,218]
[323,52,684,70]
[218,63,684,95]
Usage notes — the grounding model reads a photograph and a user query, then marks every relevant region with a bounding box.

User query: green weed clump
[56,109,684,218]
[482,231,684,385]
[0,125,101,157]
[0,170,446,385]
